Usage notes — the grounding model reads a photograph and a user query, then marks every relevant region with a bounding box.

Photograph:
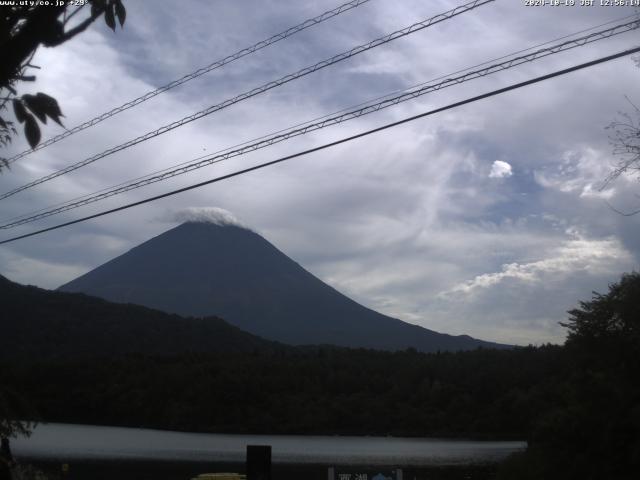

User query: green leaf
[114,0,126,27]
[12,99,27,123]
[105,3,116,31]
[24,114,41,149]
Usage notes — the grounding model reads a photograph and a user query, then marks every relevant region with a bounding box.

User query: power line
[14,11,632,229]
[363,12,640,110]
[0,0,494,201]
[4,0,373,165]
[2,45,638,246]
[3,17,636,228]
[3,17,638,230]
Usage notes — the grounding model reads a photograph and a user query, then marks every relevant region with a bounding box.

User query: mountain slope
[59,221,508,352]
[0,274,278,359]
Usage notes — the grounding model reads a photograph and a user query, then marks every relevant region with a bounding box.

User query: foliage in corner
[604,98,640,215]
[499,272,640,480]
[0,388,35,439]
[0,0,126,169]
[562,271,640,347]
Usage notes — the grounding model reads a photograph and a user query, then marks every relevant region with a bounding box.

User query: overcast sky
[2,0,640,345]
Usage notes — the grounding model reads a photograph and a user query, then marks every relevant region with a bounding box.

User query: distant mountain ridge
[0,274,277,359]
[59,221,509,352]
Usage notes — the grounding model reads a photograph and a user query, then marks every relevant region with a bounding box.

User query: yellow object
[191,474,246,480]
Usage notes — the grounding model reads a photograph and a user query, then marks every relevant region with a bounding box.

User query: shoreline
[17,419,525,442]
[12,423,525,467]
[18,458,504,480]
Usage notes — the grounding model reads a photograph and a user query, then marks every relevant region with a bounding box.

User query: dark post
[0,438,15,480]
[246,445,271,480]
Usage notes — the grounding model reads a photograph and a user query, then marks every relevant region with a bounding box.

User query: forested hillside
[59,221,507,352]
[2,272,639,479]
[1,346,563,438]
[0,274,278,359]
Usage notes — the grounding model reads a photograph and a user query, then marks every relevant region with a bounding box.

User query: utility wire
[2,17,635,228]
[8,10,633,227]
[1,45,638,246]
[0,0,494,201]
[3,9,637,227]
[4,0,373,165]
[9,10,637,228]
[2,17,638,230]
[362,11,640,112]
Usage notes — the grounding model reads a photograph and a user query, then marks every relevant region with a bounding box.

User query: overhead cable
[1,45,638,246]
[0,0,495,201]
[4,0,373,165]
[2,17,638,229]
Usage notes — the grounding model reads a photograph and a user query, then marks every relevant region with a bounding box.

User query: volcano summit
[60,216,506,352]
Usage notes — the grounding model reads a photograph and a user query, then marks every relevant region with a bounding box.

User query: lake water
[12,423,526,466]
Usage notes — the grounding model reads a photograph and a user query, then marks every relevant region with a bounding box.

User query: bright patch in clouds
[534,148,616,197]
[0,253,86,290]
[489,160,513,179]
[444,234,632,296]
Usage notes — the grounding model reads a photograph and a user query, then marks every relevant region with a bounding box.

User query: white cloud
[489,160,513,179]
[0,253,86,290]
[579,183,615,199]
[443,234,632,296]
[166,207,249,229]
[534,148,615,196]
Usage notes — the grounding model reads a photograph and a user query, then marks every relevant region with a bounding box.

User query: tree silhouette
[562,271,640,347]
[604,99,640,215]
[0,0,126,169]
[501,272,640,480]
[0,388,34,439]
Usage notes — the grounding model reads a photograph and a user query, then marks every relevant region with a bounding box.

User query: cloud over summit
[168,207,250,229]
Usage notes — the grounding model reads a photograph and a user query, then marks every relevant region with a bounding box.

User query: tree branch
[605,200,640,216]
[46,6,105,47]
[63,5,86,26]
[0,6,65,88]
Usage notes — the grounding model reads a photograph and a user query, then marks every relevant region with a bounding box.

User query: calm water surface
[13,423,526,466]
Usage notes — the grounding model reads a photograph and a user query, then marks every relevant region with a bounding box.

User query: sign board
[328,467,402,480]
